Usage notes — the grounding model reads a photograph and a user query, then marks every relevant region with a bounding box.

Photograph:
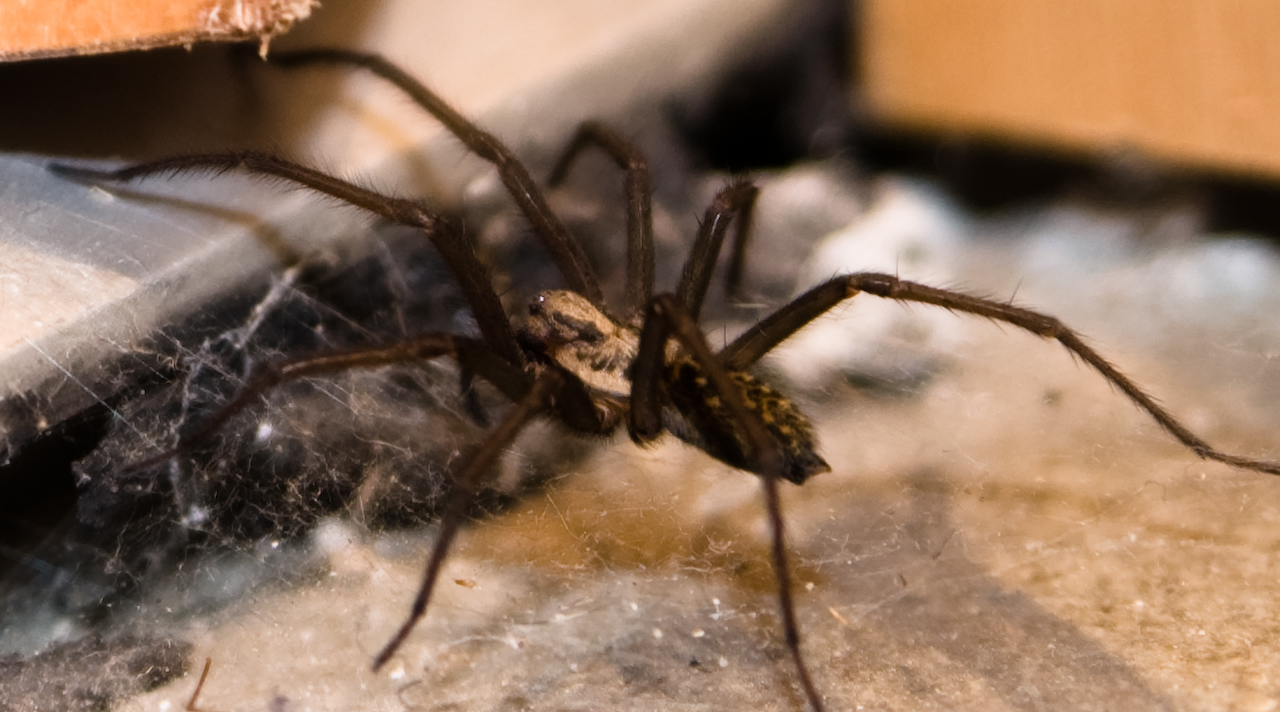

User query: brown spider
[52,49,1280,712]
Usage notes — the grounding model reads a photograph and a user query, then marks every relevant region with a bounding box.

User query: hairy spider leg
[630,293,826,712]
[675,181,759,320]
[547,121,655,317]
[52,154,522,368]
[264,48,605,308]
[186,657,214,712]
[373,369,564,669]
[722,273,1280,476]
[721,191,758,302]
[541,124,759,320]
[373,357,617,669]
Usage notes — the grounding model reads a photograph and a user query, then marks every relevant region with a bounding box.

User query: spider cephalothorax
[52,48,1280,712]
[519,290,638,398]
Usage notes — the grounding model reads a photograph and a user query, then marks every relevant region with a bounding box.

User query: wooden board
[861,1,1280,179]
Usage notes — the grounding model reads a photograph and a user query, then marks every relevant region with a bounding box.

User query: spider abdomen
[663,358,830,484]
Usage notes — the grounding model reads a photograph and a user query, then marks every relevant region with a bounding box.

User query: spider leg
[457,365,490,428]
[185,657,214,712]
[547,121,654,318]
[51,153,523,369]
[723,272,1280,476]
[264,49,605,307]
[676,181,759,320]
[630,294,826,712]
[373,368,563,670]
[721,183,758,302]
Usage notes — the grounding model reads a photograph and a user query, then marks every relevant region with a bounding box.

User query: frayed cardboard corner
[0,0,318,62]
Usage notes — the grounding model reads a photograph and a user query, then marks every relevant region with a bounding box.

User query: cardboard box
[0,0,316,60]
[861,1,1280,179]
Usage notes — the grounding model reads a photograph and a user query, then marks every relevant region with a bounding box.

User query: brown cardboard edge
[0,0,317,62]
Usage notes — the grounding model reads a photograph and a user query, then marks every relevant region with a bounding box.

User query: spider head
[521,291,610,347]
[518,291,639,397]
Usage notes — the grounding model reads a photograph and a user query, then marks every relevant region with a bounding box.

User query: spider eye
[528,293,551,316]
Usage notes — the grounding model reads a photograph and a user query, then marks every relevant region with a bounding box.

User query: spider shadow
[821,467,1175,711]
